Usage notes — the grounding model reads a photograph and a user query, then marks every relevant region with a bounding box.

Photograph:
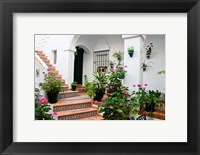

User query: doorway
[74,46,84,84]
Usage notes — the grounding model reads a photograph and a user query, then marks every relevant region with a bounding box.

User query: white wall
[35,34,165,93]
[35,57,47,96]
[35,35,74,83]
[142,35,165,93]
[76,35,124,83]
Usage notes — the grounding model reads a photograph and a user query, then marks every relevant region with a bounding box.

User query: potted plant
[39,72,63,103]
[146,43,153,59]
[71,81,77,91]
[141,61,153,71]
[92,68,107,101]
[35,88,54,120]
[112,50,123,63]
[145,90,161,112]
[108,60,115,69]
[128,46,134,57]
[84,75,96,98]
[74,50,78,57]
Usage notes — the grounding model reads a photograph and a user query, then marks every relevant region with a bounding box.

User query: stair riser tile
[58,111,98,120]
[58,93,80,99]
[54,103,92,112]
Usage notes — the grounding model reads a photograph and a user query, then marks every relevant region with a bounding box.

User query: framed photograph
[0,0,199,154]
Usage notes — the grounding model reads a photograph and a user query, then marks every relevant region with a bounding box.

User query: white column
[64,49,75,85]
[122,35,146,92]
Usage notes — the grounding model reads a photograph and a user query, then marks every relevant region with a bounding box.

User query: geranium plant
[39,68,63,103]
[131,84,161,112]
[35,90,54,120]
[99,65,139,120]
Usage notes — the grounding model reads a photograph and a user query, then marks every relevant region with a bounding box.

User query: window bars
[93,50,109,72]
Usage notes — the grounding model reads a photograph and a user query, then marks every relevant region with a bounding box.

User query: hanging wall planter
[128,46,134,57]
[146,43,153,59]
[141,61,153,72]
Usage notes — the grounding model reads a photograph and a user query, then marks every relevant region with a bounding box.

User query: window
[52,50,57,64]
[93,50,109,72]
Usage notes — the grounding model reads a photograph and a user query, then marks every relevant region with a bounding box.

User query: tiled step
[35,50,43,54]
[62,85,69,91]
[58,90,80,99]
[77,115,104,120]
[49,75,62,79]
[59,95,90,101]
[53,99,92,112]
[47,63,53,67]
[58,107,98,120]
[40,55,48,59]
[48,66,56,70]
[77,87,85,92]
[36,52,45,57]
[43,59,50,63]
[48,70,59,74]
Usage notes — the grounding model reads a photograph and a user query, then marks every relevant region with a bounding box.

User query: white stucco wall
[35,34,165,92]
[76,35,124,83]
[35,35,74,83]
[142,35,165,93]
[35,57,47,96]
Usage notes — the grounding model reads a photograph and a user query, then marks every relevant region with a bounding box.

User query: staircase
[35,50,103,120]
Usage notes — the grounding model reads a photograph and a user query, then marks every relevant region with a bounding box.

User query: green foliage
[112,50,123,64]
[71,81,77,86]
[146,43,153,57]
[92,69,107,90]
[98,65,139,120]
[108,60,115,68]
[141,61,153,70]
[39,73,63,93]
[131,87,161,112]
[84,75,96,98]
[128,46,134,51]
[74,50,78,56]
[157,70,165,75]
[35,91,54,120]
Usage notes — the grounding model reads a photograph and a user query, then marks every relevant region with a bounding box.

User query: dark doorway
[74,46,84,84]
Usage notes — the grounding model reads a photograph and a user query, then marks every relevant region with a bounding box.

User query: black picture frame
[0,0,199,154]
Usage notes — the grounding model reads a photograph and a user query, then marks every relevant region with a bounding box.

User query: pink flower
[39,97,48,104]
[119,103,123,106]
[116,66,118,69]
[122,89,128,94]
[126,97,131,101]
[110,106,113,109]
[100,68,103,71]
[47,68,51,71]
[53,112,58,116]
[101,97,105,101]
[110,86,113,89]
[94,100,98,104]
[133,84,136,87]
[137,84,142,87]
[113,78,116,80]
[144,83,148,87]
[124,65,128,68]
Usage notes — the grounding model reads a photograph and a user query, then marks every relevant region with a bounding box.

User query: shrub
[35,93,54,120]
[99,65,139,120]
